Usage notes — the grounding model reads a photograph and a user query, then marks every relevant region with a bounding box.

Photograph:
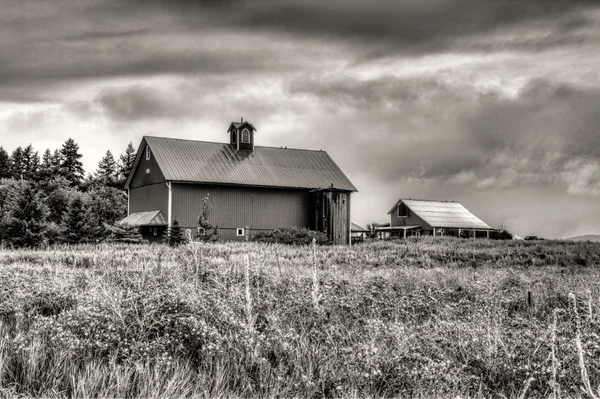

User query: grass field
[1,238,600,398]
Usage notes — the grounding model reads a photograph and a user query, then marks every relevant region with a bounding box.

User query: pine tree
[0,147,11,179]
[59,138,84,186]
[118,142,136,187]
[104,223,147,244]
[22,144,39,181]
[10,147,25,180]
[38,149,56,182]
[95,150,117,185]
[60,195,89,243]
[6,185,46,247]
[167,220,187,247]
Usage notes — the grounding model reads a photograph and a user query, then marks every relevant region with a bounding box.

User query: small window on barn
[153,228,157,236]
[241,128,250,143]
[197,227,205,237]
[236,228,245,237]
[398,203,409,217]
[146,145,151,160]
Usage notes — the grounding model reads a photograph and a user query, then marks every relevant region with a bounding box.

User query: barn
[382,198,492,238]
[121,120,357,244]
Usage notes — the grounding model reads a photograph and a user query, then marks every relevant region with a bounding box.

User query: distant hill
[566,234,600,242]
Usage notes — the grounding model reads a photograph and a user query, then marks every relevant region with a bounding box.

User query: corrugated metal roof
[118,210,167,226]
[389,199,491,229]
[144,136,357,191]
[351,223,368,232]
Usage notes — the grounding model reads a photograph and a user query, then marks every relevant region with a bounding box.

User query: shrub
[251,226,330,245]
[104,223,147,244]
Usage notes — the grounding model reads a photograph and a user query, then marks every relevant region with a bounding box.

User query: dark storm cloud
[152,0,600,52]
[288,75,600,195]
[1,0,599,91]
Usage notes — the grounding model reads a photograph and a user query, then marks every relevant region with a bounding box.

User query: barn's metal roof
[118,210,167,226]
[142,136,357,191]
[388,199,491,229]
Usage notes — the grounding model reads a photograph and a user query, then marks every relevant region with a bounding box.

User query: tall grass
[0,238,600,397]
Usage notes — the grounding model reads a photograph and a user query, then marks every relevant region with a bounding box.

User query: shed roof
[118,210,167,226]
[388,199,491,229]
[351,223,368,232]
[128,136,357,191]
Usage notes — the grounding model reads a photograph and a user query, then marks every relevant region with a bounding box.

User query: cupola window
[146,145,151,160]
[242,128,250,143]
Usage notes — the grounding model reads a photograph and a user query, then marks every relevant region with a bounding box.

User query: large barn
[122,120,357,244]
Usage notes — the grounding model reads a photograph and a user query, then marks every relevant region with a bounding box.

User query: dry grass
[0,238,600,398]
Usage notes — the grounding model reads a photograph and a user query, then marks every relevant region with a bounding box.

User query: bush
[251,226,331,245]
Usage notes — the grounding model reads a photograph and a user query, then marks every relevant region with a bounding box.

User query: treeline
[0,140,139,247]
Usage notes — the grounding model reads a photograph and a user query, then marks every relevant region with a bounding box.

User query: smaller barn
[383,198,492,238]
[351,223,369,244]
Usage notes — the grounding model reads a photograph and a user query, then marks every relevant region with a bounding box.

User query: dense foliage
[252,226,331,245]
[0,239,599,398]
[0,140,136,247]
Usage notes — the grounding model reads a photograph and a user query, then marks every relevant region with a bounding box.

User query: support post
[433,227,436,237]
[166,181,172,227]
[487,230,490,239]
[403,229,407,239]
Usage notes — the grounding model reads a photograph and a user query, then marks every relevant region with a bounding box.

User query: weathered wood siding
[326,191,350,245]
[171,183,313,240]
[390,203,431,231]
[130,183,169,215]
[130,139,166,188]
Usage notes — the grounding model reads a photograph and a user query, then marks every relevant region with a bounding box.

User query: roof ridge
[144,135,329,153]
[402,198,457,203]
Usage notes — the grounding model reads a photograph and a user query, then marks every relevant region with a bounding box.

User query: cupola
[227,118,257,151]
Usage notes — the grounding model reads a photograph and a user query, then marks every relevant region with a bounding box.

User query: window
[146,145,151,160]
[241,128,250,143]
[197,227,205,237]
[236,228,245,237]
[398,203,408,217]
[145,168,150,174]
[153,228,157,236]
[231,129,237,144]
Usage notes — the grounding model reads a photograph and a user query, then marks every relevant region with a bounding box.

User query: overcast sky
[2,0,600,238]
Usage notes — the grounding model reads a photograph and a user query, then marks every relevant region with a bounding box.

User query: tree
[59,138,84,186]
[44,177,76,225]
[166,220,187,247]
[118,142,136,186]
[38,148,59,183]
[84,185,127,239]
[0,178,19,222]
[95,150,117,186]
[197,194,219,241]
[365,222,380,239]
[0,147,11,179]
[60,195,90,243]
[10,147,25,180]
[6,185,46,247]
[104,223,147,244]
[22,144,39,181]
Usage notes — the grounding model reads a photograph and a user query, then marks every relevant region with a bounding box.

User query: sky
[1,0,600,239]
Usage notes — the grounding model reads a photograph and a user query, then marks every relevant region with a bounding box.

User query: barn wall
[390,203,431,230]
[129,183,169,215]
[130,139,166,188]
[171,183,313,240]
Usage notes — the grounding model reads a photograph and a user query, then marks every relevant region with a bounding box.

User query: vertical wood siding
[130,139,166,188]
[390,203,431,231]
[129,183,168,215]
[171,183,312,235]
